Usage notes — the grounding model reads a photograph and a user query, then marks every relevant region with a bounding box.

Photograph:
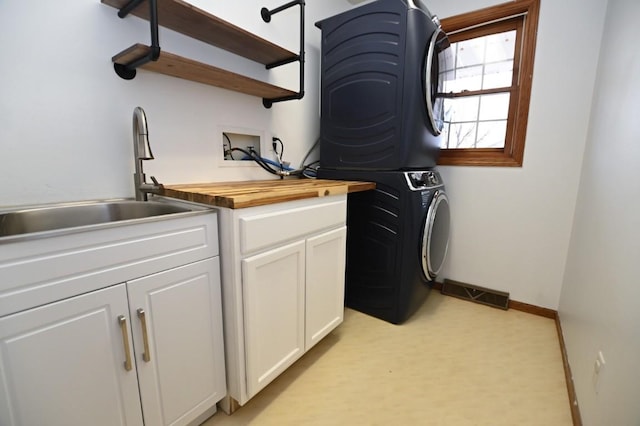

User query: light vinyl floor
[204,292,572,426]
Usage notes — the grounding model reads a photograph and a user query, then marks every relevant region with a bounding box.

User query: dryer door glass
[421,191,450,279]
[424,28,453,136]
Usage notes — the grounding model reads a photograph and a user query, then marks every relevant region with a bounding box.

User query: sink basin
[0,201,193,238]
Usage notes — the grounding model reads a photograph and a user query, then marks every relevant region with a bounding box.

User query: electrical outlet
[592,350,606,394]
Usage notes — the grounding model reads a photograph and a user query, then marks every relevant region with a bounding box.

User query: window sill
[436,148,523,167]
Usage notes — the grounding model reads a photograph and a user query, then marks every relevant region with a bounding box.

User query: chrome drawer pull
[137,308,151,363]
[118,315,133,371]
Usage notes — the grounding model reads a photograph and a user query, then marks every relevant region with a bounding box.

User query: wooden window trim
[437,0,540,167]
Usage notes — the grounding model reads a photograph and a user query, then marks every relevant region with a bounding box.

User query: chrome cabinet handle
[118,315,133,371]
[137,308,151,363]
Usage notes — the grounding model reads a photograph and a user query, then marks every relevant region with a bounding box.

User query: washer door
[424,28,452,136]
[421,190,450,280]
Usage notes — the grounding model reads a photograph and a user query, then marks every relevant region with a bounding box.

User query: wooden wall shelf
[101,0,297,65]
[113,44,297,99]
[102,0,303,105]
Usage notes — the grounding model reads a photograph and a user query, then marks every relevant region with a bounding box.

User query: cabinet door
[127,258,226,426]
[242,240,305,398]
[0,284,143,426]
[305,226,347,350]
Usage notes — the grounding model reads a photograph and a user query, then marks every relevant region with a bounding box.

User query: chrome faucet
[132,107,161,201]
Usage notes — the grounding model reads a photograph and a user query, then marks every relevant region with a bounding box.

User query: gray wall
[559,0,640,424]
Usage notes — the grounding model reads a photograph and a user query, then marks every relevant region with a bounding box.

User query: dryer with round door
[316,0,453,171]
[317,169,450,324]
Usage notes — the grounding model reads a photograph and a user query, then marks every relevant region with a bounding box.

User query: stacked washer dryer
[316,0,453,324]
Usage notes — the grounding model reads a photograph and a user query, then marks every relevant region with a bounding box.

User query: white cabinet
[217,195,348,410]
[128,258,226,426]
[305,227,347,350]
[0,284,143,426]
[242,240,306,397]
[0,211,225,426]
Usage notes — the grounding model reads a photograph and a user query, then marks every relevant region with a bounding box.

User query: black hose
[228,147,312,178]
[230,147,280,175]
[223,133,235,160]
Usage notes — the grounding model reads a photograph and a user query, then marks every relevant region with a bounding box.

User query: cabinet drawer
[238,198,346,255]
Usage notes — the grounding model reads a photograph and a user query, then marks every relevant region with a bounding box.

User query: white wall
[559,0,640,424]
[423,0,607,308]
[0,0,611,310]
[0,0,351,208]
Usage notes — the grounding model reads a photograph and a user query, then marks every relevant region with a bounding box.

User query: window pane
[476,121,507,148]
[448,122,477,148]
[456,37,485,67]
[447,30,516,94]
[444,96,479,123]
[485,30,516,63]
[479,93,510,121]
[445,42,457,71]
[442,70,456,93]
[483,60,513,89]
[452,65,483,92]
[441,123,450,148]
[443,93,509,149]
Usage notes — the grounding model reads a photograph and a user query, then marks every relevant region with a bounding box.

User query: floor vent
[441,279,510,310]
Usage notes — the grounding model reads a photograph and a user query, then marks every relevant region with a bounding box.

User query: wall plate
[218,126,269,168]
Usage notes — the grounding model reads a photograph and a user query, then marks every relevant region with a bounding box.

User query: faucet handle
[149,175,163,192]
[139,176,163,198]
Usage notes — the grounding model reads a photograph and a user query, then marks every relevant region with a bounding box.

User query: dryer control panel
[405,171,443,190]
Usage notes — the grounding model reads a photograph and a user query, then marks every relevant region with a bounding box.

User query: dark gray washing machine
[316,0,452,170]
[318,169,450,324]
[316,0,452,324]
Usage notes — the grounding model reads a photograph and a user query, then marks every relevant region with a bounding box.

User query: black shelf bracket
[113,0,161,80]
[260,0,305,108]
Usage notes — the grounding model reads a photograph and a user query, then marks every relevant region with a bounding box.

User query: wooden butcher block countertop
[160,179,376,209]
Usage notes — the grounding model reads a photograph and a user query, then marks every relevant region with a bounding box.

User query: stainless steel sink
[0,200,194,238]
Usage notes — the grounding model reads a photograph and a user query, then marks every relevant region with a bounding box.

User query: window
[437,0,540,167]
